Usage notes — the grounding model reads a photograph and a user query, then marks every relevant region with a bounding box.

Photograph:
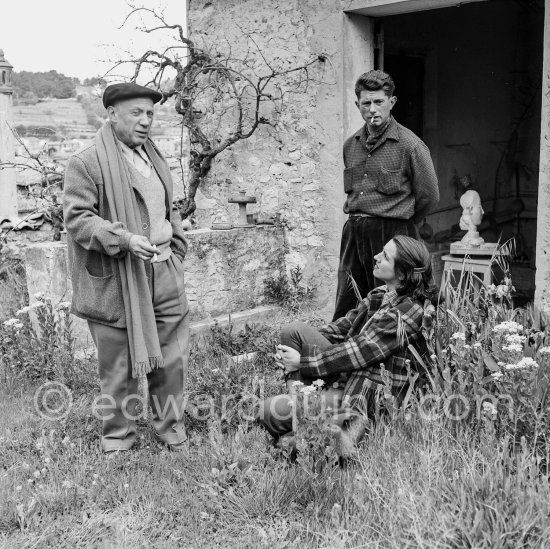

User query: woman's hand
[274,344,301,373]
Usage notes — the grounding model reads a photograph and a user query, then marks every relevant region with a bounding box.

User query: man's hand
[274,344,301,374]
[129,235,158,261]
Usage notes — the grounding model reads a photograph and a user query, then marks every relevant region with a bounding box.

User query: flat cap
[102,83,163,108]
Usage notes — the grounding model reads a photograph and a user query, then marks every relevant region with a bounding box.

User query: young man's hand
[129,235,158,261]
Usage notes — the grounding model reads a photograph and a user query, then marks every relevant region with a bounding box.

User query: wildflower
[300,385,317,395]
[124,483,129,489]
[487,284,497,295]
[493,321,523,334]
[3,318,18,327]
[491,372,504,381]
[463,344,471,350]
[503,343,523,353]
[15,485,22,492]
[495,285,509,299]
[41,468,46,474]
[33,292,45,300]
[539,346,550,356]
[292,381,304,388]
[33,471,40,479]
[44,458,51,465]
[516,357,538,369]
[497,361,504,367]
[211,368,220,373]
[61,480,72,489]
[473,342,482,349]
[451,332,466,341]
[505,333,526,345]
[430,354,437,361]
[312,379,325,387]
[16,306,31,316]
[505,357,538,370]
[482,401,498,419]
[14,322,23,330]
[30,301,45,309]
[56,301,71,311]
[61,436,70,445]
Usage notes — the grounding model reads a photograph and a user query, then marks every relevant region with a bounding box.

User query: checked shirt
[343,117,439,222]
[299,286,425,406]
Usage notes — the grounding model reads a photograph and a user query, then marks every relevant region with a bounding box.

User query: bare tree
[109,5,328,219]
[0,125,64,245]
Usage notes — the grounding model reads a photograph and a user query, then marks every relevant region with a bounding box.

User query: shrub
[264,265,315,313]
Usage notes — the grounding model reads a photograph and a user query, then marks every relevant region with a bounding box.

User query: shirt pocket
[344,165,365,193]
[376,167,402,195]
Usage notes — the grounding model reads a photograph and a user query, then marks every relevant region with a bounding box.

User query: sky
[1,0,187,81]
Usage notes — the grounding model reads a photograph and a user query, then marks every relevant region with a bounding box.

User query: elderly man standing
[333,70,439,320]
[63,83,189,453]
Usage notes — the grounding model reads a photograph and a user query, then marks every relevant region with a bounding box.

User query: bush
[264,265,315,313]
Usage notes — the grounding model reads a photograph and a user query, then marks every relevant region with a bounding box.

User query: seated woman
[257,235,435,445]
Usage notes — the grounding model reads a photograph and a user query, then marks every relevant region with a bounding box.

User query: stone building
[188,0,550,314]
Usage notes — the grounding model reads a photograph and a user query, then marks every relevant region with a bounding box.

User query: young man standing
[333,70,439,320]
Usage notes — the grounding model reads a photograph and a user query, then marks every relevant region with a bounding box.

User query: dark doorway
[385,54,425,139]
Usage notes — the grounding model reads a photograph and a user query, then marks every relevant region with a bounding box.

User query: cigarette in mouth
[370,117,375,123]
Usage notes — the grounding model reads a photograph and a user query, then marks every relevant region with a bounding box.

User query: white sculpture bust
[459,190,485,247]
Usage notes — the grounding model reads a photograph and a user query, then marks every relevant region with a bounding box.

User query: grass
[3,260,550,547]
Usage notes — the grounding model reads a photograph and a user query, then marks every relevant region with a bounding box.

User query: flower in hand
[274,344,301,373]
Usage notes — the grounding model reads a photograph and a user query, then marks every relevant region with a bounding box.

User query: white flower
[517,357,538,369]
[292,381,304,388]
[14,322,23,329]
[503,344,523,353]
[33,471,40,478]
[495,285,509,298]
[3,318,18,327]
[482,401,498,419]
[124,483,129,489]
[473,342,482,349]
[539,346,550,356]
[491,372,504,380]
[505,333,526,344]
[463,344,471,350]
[61,480,72,489]
[505,357,538,370]
[33,292,45,300]
[16,306,31,316]
[430,354,437,361]
[493,321,523,334]
[44,458,51,465]
[56,301,71,311]
[312,379,325,387]
[300,385,317,395]
[451,332,466,341]
[30,301,45,309]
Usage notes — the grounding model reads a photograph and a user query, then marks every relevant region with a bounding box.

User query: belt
[349,213,374,218]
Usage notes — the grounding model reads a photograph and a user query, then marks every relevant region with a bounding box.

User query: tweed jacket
[63,140,188,328]
[299,286,424,390]
[343,118,439,222]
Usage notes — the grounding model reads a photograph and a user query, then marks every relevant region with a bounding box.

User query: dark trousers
[256,322,342,438]
[333,216,417,321]
[88,255,189,452]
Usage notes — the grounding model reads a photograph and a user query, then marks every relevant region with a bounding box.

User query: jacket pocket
[376,167,402,195]
[76,268,122,323]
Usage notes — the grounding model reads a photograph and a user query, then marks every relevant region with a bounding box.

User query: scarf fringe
[132,356,164,378]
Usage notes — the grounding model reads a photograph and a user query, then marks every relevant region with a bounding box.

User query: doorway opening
[374,0,544,300]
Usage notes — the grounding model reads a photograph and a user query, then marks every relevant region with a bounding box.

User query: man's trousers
[88,254,189,453]
[333,216,417,321]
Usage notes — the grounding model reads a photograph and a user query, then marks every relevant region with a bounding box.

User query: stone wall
[22,226,284,346]
[188,0,347,309]
[535,1,550,317]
